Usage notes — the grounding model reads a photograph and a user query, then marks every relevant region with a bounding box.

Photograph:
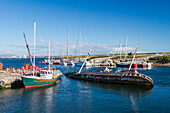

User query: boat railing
[82,72,153,83]
[118,72,153,83]
[125,72,153,82]
[83,72,110,76]
[54,70,63,76]
[138,74,153,83]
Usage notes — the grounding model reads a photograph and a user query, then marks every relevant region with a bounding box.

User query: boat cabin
[40,70,53,79]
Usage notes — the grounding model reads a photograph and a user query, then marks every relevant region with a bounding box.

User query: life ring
[0,80,5,87]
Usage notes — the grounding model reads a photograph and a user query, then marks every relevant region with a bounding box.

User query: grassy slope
[149,56,170,64]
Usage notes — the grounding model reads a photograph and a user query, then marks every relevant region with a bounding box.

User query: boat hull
[116,63,150,68]
[22,76,58,88]
[65,72,154,86]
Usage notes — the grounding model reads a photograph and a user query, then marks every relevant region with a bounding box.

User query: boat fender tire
[0,80,5,87]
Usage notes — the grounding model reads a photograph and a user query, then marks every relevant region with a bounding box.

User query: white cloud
[37,40,46,42]
[0,42,158,56]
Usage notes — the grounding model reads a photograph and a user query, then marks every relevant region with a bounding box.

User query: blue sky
[0,0,170,56]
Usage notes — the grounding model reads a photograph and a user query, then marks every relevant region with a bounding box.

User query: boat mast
[129,43,140,70]
[85,37,88,54]
[61,45,62,59]
[33,21,36,76]
[78,31,81,61]
[119,42,122,61]
[23,33,33,66]
[125,35,128,60]
[52,33,55,60]
[78,48,92,74]
[48,40,51,70]
[67,29,69,61]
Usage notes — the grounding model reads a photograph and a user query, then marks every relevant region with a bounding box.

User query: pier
[0,62,63,89]
[0,70,24,89]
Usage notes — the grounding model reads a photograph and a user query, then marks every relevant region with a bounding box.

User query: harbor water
[0,58,170,112]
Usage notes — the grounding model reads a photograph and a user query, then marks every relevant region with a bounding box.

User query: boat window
[45,72,47,74]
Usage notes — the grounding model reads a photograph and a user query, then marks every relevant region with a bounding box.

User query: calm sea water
[0,58,170,113]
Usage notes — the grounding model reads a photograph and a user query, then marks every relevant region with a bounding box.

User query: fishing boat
[22,21,62,88]
[65,44,154,87]
[22,69,62,88]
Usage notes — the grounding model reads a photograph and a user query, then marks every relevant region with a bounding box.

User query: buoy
[50,67,56,70]
[25,64,29,70]
[0,62,3,70]
[8,68,13,72]
[0,62,3,67]
[29,66,33,70]
[35,66,39,70]
[21,66,25,70]
[0,80,5,87]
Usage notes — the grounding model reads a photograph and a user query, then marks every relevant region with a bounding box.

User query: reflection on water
[130,94,138,113]
[22,80,62,113]
[78,81,153,113]
[23,84,57,112]
[80,80,153,97]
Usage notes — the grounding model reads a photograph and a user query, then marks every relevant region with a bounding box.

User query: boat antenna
[115,42,120,58]
[78,48,92,74]
[23,33,33,66]
[85,37,88,54]
[52,33,55,60]
[125,35,128,60]
[67,29,69,61]
[48,40,51,70]
[33,21,36,76]
[78,31,81,61]
[119,42,122,61]
[129,43,140,70]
